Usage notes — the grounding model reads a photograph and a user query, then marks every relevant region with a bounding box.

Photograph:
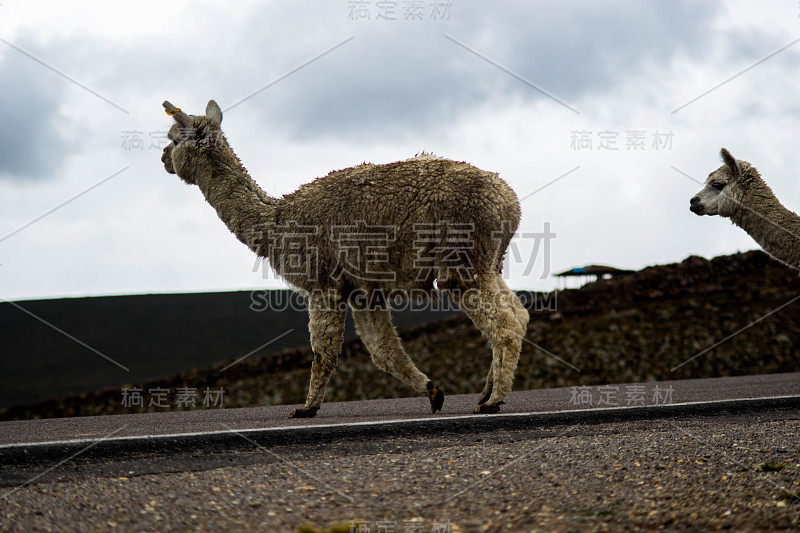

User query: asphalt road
[1,373,798,532]
[1,372,797,449]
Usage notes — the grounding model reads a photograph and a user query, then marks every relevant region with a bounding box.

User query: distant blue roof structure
[555,265,634,278]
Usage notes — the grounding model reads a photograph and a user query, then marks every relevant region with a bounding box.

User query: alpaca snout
[689,196,704,215]
[161,144,176,175]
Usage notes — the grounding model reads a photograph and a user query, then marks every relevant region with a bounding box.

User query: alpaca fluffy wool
[162,100,529,417]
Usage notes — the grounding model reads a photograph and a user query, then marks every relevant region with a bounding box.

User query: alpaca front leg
[288,353,331,419]
[289,304,346,419]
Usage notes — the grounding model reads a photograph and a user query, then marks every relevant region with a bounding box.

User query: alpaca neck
[192,140,278,257]
[730,187,800,270]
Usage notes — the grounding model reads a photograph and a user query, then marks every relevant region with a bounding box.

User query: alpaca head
[689,148,758,218]
[161,99,224,184]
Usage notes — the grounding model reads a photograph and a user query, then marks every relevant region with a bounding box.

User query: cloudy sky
[1,0,800,301]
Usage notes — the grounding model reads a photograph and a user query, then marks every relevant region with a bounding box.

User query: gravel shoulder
[1,407,798,532]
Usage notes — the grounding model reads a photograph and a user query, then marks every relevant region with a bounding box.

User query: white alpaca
[690,148,800,270]
[160,100,530,418]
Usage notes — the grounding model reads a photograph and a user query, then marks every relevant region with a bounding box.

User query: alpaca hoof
[427,386,444,414]
[288,406,318,419]
[473,403,502,414]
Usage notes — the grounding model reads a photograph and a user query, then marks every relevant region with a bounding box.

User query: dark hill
[0,290,460,409]
[2,251,799,420]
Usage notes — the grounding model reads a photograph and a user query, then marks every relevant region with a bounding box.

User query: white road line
[1,395,797,450]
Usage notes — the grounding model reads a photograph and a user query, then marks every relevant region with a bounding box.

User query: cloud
[213,1,723,142]
[2,1,799,301]
[0,2,726,159]
[0,41,73,181]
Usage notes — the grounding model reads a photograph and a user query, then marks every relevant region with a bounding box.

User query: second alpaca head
[689,148,764,218]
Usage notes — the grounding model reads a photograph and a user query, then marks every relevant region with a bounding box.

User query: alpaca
[690,148,800,270]
[160,100,530,418]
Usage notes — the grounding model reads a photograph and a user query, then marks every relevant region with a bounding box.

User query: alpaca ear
[164,100,195,128]
[206,100,223,125]
[173,110,194,128]
[720,148,741,177]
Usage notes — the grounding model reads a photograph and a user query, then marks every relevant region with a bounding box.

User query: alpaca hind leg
[452,278,525,413]
[496,274,530,332]
[476,276,529,405]
[478,363,494,405]
[289,302,346,419]
[352,306,444,413]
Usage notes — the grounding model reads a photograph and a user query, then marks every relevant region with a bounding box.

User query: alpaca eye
[712,182,725,191]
